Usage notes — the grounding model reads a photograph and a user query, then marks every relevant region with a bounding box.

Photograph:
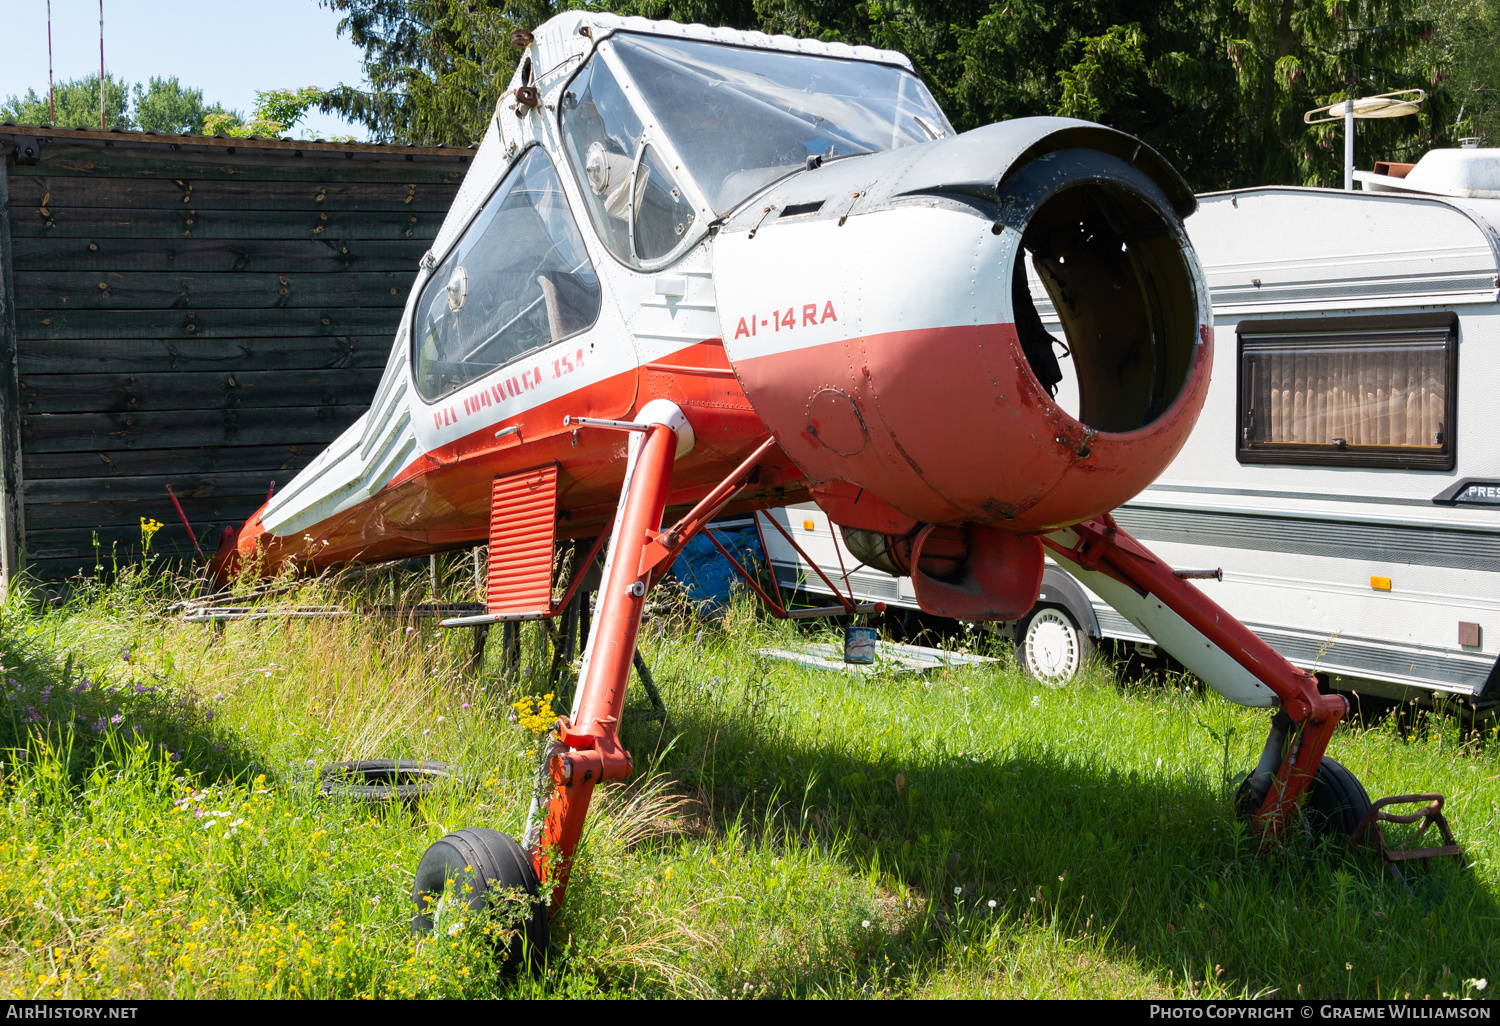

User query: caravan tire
[1016,605,1093,686]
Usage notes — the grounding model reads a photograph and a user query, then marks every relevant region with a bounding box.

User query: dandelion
[953,886,962,896]
[987,899,997,909]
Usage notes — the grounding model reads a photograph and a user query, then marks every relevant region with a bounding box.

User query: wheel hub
[1026,610,1078,683]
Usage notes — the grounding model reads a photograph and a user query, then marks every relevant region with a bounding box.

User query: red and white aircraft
[212,12,1370,955]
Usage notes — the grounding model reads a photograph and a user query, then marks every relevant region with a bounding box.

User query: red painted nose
[722,145,1213,535]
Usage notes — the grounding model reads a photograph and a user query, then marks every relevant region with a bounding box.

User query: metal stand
[1044,513,1348,840]
[529,404,692,907]
[1351,794,1465,886]
[632,649,666,719]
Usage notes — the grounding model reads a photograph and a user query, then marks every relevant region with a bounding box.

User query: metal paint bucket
[844,625,879,664]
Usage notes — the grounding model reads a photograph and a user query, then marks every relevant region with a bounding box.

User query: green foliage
[0,569,1496,998]
[318,0,554,146]
[131,77,214,135]
[3,75,337,141]
[256,86,325,132]
[0,73,132,131]
[1417,0,1500,143]
[319,0,1449,186]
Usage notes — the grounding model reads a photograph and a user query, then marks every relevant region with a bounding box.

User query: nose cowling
[714,116,1211,529]
[712,118,1211,618]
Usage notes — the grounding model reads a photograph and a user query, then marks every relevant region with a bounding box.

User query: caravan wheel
[1017,606,1092,686]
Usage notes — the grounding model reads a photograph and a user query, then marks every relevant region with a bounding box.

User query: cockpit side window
[412,146,601,402]
[560,53,695,268]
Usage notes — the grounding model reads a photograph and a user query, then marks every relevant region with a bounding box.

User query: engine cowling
[712,117,1213,618]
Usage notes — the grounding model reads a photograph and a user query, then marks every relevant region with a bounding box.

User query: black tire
[318,759,455,804]
[1304,757,1373,841]
[411,828,547,974]
[1233,756,1372,841]
[1015,605,1094,686]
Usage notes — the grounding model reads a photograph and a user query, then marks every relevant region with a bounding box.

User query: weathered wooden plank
[17,335,392,374]
[24,442,319,480]
[12,206,442,240]
[24,468,282,503]
[18,306,404,339]
[14,270,416,310]
[22,550,227,582]
[24,519,244,562]
[9,236,424,273]
[24,492,260,530]
[20,367,384,414]
[12,150,470,185]
[0,160,26,585]
[21,404,367,452]
[9,175,460,212]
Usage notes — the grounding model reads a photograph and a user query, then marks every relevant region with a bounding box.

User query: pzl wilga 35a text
[210,12,1457,964]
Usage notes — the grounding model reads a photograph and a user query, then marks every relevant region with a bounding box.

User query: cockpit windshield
[561,32,953,266]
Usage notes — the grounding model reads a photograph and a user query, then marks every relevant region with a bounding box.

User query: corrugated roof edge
[0,123,475,161]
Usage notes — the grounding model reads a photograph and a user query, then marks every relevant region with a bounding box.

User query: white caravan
[759,148,1500,707]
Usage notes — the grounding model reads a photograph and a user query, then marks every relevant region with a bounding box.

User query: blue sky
[0,0,372,140]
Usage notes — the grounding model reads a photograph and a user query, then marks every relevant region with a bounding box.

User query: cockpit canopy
[559,32,954,268]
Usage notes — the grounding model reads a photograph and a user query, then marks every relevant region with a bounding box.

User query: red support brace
[1043,514,1347,838]
[532,419,681,907]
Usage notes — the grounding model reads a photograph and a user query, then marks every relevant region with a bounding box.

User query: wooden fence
[0,125,472,585]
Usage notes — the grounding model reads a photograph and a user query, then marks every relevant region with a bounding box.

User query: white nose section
[636,399,696,459]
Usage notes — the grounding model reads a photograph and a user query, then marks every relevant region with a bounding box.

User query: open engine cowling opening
[1005,150,1200,435]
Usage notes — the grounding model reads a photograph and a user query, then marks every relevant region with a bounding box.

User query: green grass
[0,564,1495,999]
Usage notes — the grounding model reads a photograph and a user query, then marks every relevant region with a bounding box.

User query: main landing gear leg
[1043,514,1347,840]
[527,401,695,909]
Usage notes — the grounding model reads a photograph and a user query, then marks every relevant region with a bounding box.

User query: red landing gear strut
[523,401,776,907]
[1043,514,1347,838]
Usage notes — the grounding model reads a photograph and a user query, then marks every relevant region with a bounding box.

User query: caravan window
[1237,313,1457,471]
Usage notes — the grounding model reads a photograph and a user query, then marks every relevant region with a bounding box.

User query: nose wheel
[1016,605,1092,685]
[411,828,547,974]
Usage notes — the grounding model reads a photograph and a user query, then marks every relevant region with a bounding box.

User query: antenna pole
[1345,101,1354,191]
[98,0,105,130]
[47,1,54,125]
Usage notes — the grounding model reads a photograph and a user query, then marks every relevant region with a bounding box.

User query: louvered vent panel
[487,464,559,616]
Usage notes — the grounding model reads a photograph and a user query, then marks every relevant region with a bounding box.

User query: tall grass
[0,563,1495,999]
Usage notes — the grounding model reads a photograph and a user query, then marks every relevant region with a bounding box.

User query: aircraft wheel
[411,827,547,973]
[1016,605,1092,686]
[1233,757,1373,841]
[1304,757,1373,840]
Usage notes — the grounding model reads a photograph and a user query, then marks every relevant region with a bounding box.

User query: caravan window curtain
[1237,313,1457,470]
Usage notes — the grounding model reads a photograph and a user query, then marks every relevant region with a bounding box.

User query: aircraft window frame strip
[406,143,604,405]
[557,37,717,272]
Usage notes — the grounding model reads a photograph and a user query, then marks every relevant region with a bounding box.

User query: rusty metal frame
[1350,793,1465,885]
[701,523,882,620]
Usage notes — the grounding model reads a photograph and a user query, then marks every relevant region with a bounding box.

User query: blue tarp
[673,525,766,613]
